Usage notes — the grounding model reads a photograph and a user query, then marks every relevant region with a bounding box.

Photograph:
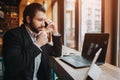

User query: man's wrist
[52,31,60,36]
[34,42,43,51]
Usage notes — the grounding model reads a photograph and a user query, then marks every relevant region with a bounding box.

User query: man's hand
[45,20,59,35]
[35,31,48,47]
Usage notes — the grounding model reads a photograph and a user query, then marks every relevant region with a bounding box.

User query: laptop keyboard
[60,55,91,66]
[70,56,91,64]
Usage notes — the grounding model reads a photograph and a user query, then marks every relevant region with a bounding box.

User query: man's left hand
[45,20,59,35]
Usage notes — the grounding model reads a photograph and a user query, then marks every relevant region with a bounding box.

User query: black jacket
[2,24,62,80]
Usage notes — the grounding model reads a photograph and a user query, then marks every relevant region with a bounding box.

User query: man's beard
[28,22,39,33]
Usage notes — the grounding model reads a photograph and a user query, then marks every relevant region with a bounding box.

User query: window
[119,0,120,67]
[64,0,75,49]
[117,0,120,67]
[80,0,102,50]
[54,0,102,51]
[52,1,58,27]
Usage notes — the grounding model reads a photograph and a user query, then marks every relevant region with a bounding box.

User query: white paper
[88,64,102,80]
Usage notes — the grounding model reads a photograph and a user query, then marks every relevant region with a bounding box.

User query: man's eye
[36,18,43,21]
[37,19,42,21]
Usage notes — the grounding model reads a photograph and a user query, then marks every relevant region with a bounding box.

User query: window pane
[80,0,102,50]
[64,0,75,49]
[117,0,120,67]
[53,2,58,27]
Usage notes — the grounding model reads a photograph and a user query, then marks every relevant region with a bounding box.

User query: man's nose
[42,21,45,27]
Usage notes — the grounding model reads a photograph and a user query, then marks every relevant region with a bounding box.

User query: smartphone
[45,21,48,28]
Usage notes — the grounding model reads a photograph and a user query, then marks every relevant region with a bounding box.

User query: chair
[0,57,4,80]
[51,69,57,80]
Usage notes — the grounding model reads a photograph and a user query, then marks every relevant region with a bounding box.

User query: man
[2,3,62,80]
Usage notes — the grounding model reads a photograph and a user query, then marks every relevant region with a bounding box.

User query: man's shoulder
[4,24,26,38]
[6,24,25,34]
[5,28,20,37]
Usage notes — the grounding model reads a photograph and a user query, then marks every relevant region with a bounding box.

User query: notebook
[60,33,109,68]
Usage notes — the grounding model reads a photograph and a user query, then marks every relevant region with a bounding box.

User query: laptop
[84,48,102,80]
[60,33,109,68]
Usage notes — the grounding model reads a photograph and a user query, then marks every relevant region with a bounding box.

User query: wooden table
[50,46,120,80]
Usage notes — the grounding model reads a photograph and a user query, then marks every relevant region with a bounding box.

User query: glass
[64,0,75,49]
[80,0,102,50]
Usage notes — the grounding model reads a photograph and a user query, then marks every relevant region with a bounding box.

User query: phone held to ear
[45,21,48,28]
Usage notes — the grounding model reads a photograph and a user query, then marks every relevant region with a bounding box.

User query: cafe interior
[0,0,120,80]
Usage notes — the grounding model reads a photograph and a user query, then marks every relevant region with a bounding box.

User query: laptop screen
[81,33,109,63]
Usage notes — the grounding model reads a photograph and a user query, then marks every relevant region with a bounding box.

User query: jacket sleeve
[44,35,62,57]
[2,30,41,77]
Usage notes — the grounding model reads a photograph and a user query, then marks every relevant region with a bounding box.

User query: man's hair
[23,3,46,24]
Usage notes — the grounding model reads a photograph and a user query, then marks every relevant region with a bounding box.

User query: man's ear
[26,16,31,23]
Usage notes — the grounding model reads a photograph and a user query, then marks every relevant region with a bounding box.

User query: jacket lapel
[20,24,33,46]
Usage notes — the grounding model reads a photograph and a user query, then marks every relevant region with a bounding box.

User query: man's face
[28,11,46,33]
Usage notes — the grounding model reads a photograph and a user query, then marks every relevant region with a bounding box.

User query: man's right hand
[35,31,48,47]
